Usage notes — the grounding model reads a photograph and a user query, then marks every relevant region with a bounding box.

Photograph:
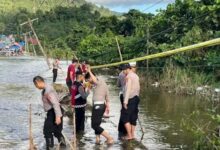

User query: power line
[149,11,213,39]
[78,10,216,61]
[91,38,220,69]
[142,0,164,12]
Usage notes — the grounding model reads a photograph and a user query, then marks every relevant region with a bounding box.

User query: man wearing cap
[121,63,140,140]
[129,62,137,73]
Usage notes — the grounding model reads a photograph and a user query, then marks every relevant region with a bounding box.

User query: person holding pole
[85,66,114,144]
[33,76,66,150]
[71,72,90,133]
[121,63,140,140]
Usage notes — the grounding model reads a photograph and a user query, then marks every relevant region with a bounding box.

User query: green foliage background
[0,0,219,75]
[0,1,220,149]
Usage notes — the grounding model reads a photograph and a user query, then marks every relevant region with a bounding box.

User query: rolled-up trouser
[75,107,85,133]
[118,94,127,135]
[121,96,140,126]
[44,108,63,139]
[91,103,105,135]
[66,80,72,93]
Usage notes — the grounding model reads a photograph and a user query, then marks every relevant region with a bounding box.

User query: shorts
[121,96,140,126]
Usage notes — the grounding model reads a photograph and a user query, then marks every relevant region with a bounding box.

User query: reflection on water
[0,58,213,150]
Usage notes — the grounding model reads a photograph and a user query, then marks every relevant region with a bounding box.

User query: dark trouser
[66,80,72,93]
[118,94,127,135]
[44,108,63,139]
[121,96,140,126]
[91,104,105,135]
[52,69,58,83]
[75,107,85,133]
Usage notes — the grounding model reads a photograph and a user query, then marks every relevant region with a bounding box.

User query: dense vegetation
[0,0,219,79]
[1,0,220,149]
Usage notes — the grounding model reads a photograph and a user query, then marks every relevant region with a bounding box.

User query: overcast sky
[85,0,175,13]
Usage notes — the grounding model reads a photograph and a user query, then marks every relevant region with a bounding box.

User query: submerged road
[0,57,213,149]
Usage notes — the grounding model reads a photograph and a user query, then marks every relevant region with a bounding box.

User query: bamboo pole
[20,18,51,68]
[115,36,123,61]
[138,117,145,141]
[24,34,27,53]
[26,35,30,54]
[92,38,220,69]
[29,104,36,150]
[146,26,150,86]
[62,133,74,150]
[72,109,77,149]
[27,18,51,68]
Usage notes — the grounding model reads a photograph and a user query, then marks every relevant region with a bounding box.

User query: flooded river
[0,58,214,150]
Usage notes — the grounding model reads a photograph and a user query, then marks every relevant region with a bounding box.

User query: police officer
[33,76,66,149]
[71,72,90,133]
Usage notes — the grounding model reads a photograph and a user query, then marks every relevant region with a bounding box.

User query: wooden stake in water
[72,109,77,149]
[29,104,36,150]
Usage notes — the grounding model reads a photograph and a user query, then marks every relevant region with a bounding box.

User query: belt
[73,104,87,108]
[75,94,81,99]
[129,95,139,100]
[93,101,105,105]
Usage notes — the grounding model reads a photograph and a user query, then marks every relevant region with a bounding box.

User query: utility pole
[20,18,51,68]
[115,36,123,61]
[24,33,29,54]
[146,23,150,86]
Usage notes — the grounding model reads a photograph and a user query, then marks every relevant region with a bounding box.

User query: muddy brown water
[0,57,215,150]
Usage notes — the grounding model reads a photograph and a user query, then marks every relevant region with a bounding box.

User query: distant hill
[0,0,117,16]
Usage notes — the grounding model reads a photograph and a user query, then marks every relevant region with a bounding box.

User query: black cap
[76,71,82,75]
[121,63,131,70]
[118,64,124,70]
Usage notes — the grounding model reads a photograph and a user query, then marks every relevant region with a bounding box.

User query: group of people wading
[33,58,140,150]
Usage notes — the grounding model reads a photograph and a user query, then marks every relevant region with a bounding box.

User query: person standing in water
[121,63,140,140]
[33,76,66,150]
[85,66,114,144]
[66,58,78,93]
[117,65,127,137]
[52,58,62,83]
[71,72,90,133]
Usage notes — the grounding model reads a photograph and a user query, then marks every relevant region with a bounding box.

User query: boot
[57,135,66,147]
[45,137,54,150]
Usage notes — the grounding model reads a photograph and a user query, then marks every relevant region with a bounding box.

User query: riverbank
[138,65,220,101]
